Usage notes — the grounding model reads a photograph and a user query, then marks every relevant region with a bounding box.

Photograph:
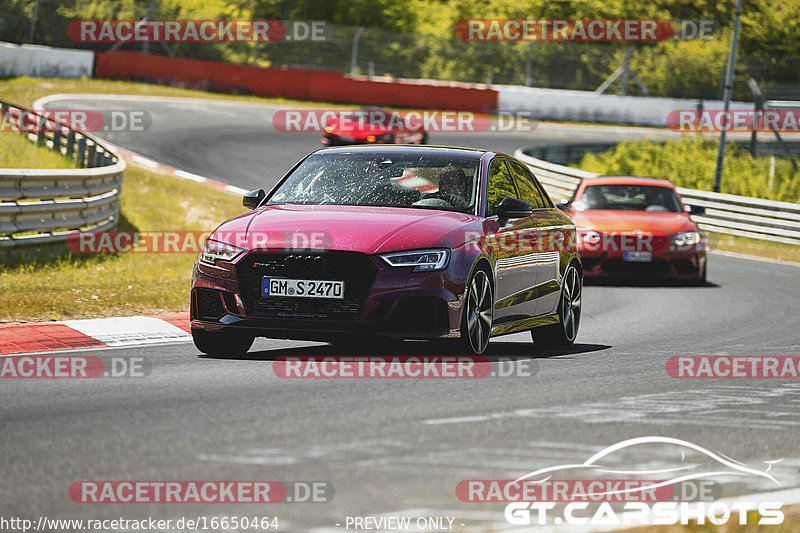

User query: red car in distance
[557,176,707,283]
[321,109,427,146]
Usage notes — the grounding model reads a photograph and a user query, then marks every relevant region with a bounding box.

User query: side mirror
[686,204,705,215]
[497,197,533,221]
[555,199,572,211]
[243,189,266,210]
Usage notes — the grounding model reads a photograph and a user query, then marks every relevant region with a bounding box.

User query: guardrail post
[77,137,87,168]
[66,130,75,159]
[52,126,62,154]
[87,142,97,168]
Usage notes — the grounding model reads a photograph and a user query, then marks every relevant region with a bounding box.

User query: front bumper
[579,247,706,278]
[191,250,466,340]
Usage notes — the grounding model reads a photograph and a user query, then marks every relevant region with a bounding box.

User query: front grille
[194,288,225,320]
[254,298,362,316]
[236,251,377,320]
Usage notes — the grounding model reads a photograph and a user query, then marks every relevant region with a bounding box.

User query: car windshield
[575,184,682,212]
[267,152,480,213]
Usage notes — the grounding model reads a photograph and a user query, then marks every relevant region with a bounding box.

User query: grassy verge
[0,76,361,110]
[0,165,242,323]
[0,132,80,169]
[710,233,800,264]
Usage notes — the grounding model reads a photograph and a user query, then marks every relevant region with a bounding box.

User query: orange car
[557,176,707,283]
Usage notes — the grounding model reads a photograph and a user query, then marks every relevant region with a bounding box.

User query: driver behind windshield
[427,165,470,210]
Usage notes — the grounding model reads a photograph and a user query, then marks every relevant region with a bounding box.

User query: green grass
[0,132,80,169]
[710,233,800,264]
[0,165,243,323]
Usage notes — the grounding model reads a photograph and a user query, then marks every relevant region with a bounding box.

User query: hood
[569,209,698,235]
[210,204,481,255]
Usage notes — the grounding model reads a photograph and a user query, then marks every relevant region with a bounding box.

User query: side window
[508,162,549,209]
[486,160,518,217]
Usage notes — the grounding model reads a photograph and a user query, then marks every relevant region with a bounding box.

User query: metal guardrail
[515,147,800,246]
[0,100,125,246]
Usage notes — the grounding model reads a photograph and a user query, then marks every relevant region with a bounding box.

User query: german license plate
[262,278,345,299]
[623,251,653,262]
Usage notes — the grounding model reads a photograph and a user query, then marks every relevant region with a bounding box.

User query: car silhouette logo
[513,436,781,499]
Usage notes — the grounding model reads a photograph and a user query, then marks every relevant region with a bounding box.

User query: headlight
[200,239,245,265]
[671,231,703,248]
[379,248,450,272]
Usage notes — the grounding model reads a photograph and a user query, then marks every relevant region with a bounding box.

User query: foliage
[2,0,799,97]
[576,137,800,203]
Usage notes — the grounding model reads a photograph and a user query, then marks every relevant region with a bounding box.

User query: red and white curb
[0,313,191,356]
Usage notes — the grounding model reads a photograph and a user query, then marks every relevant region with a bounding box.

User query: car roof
[583,176,676,188]
[314,144,499,160]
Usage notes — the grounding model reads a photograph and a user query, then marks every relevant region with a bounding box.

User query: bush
[575,138,800,203]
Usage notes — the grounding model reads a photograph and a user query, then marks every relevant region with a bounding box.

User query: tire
[461,267,494,355]
[531,261,582,348]
[192,328,254,357]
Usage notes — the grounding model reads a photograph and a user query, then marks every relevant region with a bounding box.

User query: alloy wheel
[466,270,493,354]
[561,264,582,342]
